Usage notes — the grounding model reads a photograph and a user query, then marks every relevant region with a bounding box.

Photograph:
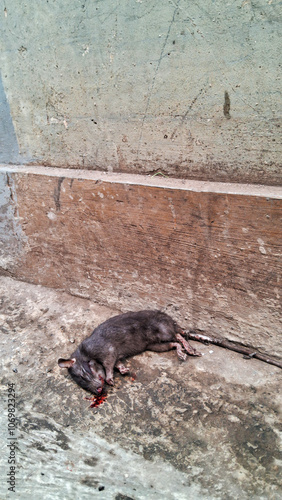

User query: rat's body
[58,310,201,394]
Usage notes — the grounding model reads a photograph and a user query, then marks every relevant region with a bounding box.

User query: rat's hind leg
[147,342,187,361]
[175,333,201,356]
[115,360,130,375]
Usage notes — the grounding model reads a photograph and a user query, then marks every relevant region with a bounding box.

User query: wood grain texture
[6,171,282,356]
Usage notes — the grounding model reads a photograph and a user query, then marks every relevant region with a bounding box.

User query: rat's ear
[58,358,76,368]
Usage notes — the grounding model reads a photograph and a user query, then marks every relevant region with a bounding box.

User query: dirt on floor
[0,276,281,500]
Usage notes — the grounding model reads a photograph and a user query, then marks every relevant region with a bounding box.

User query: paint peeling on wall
[0,72,21,164]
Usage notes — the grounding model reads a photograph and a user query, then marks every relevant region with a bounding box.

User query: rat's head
[58,357,105,395]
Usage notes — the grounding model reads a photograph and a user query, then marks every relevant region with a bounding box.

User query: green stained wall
[0,0,281,184]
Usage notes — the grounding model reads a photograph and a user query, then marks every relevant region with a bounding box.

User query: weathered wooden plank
[2,168,282,356]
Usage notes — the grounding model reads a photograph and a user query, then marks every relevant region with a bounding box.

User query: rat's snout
[89,376,105,395]
[87,383,99,395]
[91,384,104,395]
[96,376,105,393]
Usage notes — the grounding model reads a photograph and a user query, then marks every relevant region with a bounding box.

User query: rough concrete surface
[1,0,281,184]
[0,276,281,500]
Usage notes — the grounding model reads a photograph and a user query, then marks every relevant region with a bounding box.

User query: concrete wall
[1,0,281,184]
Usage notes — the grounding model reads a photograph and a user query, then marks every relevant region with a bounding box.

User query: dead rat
[58,310,201,394]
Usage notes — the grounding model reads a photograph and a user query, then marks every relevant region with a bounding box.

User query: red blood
[85,392,107,408]
[131,372,137,382]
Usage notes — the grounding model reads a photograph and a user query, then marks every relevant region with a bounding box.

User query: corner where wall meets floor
[1,165,281,359]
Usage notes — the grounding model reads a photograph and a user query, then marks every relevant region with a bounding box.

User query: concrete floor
[0,276,281,500]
